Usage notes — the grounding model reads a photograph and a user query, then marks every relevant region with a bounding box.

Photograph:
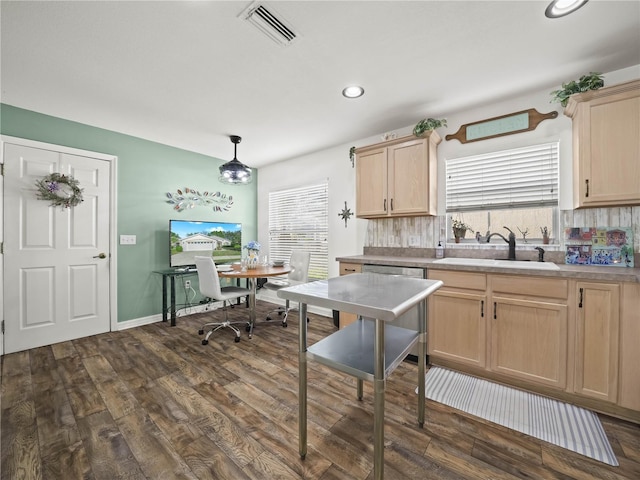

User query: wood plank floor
[2,300,639,479]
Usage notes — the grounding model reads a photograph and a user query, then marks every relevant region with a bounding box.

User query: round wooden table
[218,264,292,338]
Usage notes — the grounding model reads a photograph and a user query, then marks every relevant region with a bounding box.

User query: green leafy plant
[413,117,447,137]
[452,218,473,239]
[550,72,604,107]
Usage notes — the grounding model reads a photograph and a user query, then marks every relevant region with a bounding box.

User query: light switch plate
[120,234,137,245]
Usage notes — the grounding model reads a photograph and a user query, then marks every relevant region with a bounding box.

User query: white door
[3,141,112,354]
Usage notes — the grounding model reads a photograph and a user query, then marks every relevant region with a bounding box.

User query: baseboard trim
[115,297,332,332]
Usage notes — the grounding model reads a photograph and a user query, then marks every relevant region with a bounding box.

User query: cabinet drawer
[339,263,362,276]
[428,270,486,291]
[492,275,567,300]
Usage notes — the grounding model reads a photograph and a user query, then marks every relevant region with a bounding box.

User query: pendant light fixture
[219,135,252,185]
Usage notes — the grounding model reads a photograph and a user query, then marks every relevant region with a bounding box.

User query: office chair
[263,250,311,328]
[194,256,251,344]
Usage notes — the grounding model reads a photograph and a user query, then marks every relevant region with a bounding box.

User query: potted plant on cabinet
[452,218,473,243]
[413,117,447,137]
[550,72,604,107]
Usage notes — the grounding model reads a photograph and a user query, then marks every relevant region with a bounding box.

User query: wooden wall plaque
[445,108,558,144]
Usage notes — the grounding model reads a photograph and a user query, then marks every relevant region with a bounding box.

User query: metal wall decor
[445,108,558,144]
[166,188,234,212]
[338,201,353,227]
[35,172,84,209]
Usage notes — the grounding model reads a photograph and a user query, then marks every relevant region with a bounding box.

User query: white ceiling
[2,1,639,168]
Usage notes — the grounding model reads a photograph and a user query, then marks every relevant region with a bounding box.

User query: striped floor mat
[418,367,618,466]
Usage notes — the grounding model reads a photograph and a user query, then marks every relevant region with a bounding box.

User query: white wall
[257,65,640,275]
[256,142,371,278]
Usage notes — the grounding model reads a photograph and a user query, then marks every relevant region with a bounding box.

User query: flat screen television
[170,219,243,268]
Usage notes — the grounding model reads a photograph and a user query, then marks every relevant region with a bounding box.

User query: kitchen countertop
[337,254,640,283]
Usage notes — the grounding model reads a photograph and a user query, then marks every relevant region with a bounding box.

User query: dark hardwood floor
[2,300,639,479]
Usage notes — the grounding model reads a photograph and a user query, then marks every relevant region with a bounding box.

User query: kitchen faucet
[486,226,517,260]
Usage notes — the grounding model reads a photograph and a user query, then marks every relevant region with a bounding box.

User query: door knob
[93,253,107,259]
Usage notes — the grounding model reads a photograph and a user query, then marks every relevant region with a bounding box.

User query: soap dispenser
[436,241,444,259]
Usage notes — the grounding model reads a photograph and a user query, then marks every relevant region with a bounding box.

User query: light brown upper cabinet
[565,79,640,208]
[355,132,440,218]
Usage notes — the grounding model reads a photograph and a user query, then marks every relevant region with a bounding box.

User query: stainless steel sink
[433,257,560,270]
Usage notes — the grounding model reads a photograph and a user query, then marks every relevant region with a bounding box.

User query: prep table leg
[373,318,385,480]
[418,299,426,427]
[298,302,308,459]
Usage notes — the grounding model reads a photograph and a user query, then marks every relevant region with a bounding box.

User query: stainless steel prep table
[278,272,443,480]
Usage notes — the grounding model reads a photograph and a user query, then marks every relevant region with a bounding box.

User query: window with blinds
[268,182,328,280]
[446,142,559,212]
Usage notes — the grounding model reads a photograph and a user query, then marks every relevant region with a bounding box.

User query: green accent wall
[1,104,258,323]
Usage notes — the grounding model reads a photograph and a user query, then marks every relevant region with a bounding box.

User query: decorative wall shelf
[446,108,558,144]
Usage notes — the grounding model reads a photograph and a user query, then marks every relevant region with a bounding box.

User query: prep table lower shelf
[307,318,419,381]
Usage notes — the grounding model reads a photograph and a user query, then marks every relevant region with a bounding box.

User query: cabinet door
[491,296,568,389]
[338,263,362,329]
[619,282,640,411]
[428,290,487,368]
[388,139,430,216]
[574,282,620,403]
[356,147,388,217]
[571,81,640,207]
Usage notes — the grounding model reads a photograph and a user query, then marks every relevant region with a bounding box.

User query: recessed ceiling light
[342,85,364,98]
[545,0,589,18]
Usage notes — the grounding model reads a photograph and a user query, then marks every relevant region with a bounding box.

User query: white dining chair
[194,256,251,344]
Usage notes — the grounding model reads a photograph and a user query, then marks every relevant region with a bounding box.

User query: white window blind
[268,182,328,280]
[446,142,559,212]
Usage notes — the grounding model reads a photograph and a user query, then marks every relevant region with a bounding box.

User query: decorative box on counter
[564,227,634,267]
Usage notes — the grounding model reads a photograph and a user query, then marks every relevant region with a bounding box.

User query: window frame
[268,182,329,280]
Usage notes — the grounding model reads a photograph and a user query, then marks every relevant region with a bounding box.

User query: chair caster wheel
[202,339,208,345]
[245,325,251,332]
[266,316,272,321]
[282,322,287,327]
[234,337,240,343]
[198,329,204,335]
[278,311,283,316]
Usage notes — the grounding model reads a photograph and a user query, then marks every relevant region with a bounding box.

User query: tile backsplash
[364,206,639,264]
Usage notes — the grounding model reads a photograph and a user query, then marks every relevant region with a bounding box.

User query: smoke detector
[240,2,298,47]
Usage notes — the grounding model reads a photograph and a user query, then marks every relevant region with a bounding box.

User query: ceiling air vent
[240,2,298,47]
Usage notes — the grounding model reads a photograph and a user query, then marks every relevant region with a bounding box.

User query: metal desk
[153,269,197,326]
[278,272,443,480]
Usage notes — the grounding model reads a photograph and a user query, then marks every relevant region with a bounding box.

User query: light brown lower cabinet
[491,295,568,389]
[619,282,640,412]
[427,268,638,423]
[338,262,361,329]
[428,271,487,368]
[573,281,620,403]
